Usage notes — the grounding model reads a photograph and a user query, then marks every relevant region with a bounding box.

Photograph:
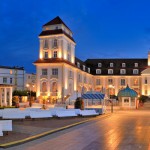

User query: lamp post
[26,84,34,107]
[108,85,115,113]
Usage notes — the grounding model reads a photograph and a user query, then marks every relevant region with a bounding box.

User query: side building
[34,16,150,103]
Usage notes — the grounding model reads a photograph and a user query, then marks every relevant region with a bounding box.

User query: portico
[0,84,13,106]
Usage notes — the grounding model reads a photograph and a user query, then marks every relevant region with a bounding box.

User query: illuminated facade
[34,16,150,102]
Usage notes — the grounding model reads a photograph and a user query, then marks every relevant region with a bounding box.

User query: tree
[139,95,148,103]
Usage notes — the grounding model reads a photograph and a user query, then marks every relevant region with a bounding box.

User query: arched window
[42,82,47,92]
[43,39,49,49]
[52,82,57,92]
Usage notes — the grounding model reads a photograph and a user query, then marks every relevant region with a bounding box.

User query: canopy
[82,92,105,100]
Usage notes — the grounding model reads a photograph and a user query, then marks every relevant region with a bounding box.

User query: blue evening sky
[0,0,150,73]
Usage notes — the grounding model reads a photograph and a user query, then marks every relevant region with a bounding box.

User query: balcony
[50,75,58,79]
[40,75,47,79]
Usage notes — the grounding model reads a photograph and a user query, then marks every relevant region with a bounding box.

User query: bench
[80,110,99,116]
[30,111,52,119]
[0,120,12,135]
[0,124,3,136]
[56,110,77,117]
[2,112,26,119]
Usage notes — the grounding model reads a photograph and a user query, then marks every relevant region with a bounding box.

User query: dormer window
[88,68,90,73]
[133,69,138,74]
[96,69,101,74]
[120,69,126,74]
[108,69,113,74]
[98,63,102,67]
[83,65,85,71]
[77,62,80,68]
[110,63,113,67]
[135,63,138,67]
[53,39,58,48]
[122,63,126,67]
[43,39,49,49]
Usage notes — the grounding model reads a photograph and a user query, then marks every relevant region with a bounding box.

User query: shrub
[74,97,84,110]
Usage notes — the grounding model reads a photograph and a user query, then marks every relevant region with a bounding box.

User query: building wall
[0,67,25,91]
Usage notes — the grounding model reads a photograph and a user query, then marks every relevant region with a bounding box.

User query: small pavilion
[0,84,13,106]
[117,85,138,109]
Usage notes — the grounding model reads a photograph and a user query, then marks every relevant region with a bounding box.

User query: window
[53,39,58,48]
[77,62,80,68]
[42,69,47,75]
[69,70,72,78]
[28,76,30,79]
[55,26,58,29]
[53,51,57,58]
[83,65,85,71]
[44,52,48,59]
[122,63,126,67]
[133,78,138,85]
[78,74,81,82]
[3,77,7,83]
[10,70,12,74]
[10,78,13,84]
[124,99,129,103]
[145,78,147,84]
[135,63,138,67]
[88,68,90,73]
[67,53,71,61]
[96,79,101,85]
[52,68,58,75]
[145,90,147,95]
[133,69,138,74]
[108,69,113,74]
[41,82,47,92]
[67,43,71,51]
[120,69,126,74]
[43,39,49,49]
[96,69,101,74]
[121,79,125,86]
[110,63,113,67]
[108,79,113,84]
[98,63,102,67]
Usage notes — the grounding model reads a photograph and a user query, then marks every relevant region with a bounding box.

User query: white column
[4,88,7,106]
[9,87,12,106]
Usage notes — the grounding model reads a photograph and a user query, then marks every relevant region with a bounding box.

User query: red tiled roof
[33,58,77,68]
[43,16,71,32]
[39,29,75,43]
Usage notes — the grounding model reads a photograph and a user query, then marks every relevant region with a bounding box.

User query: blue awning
[82,93,105,100]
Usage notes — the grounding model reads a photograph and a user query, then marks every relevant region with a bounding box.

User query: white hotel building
[34,16,150,103]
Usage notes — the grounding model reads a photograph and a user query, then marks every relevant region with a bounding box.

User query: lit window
[3,77,7,83]
[122,63,126,67]
[98,63,102,67]
[120,69,126,74]
[53,51,57,58]
[135,63,138,67]
[10,70,12,74]
[108,79,113,84]
[96,69,101,74]
[108,69,113,74]
[43,39,49,49]
[42,69,47,75]
[44,52,48,59]
[133,78,138,85]
[52,68,58,75]
[110,63,113,67]
[121,79,125,86]
[133,69,138,74]
[96,79,101,85]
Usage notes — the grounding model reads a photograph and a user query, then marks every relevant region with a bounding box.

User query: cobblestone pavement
[3,108,150,150]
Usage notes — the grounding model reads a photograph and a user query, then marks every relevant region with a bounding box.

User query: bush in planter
[74,97,84,110]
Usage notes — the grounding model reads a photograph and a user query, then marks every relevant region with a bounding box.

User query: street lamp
[108,85,115,113]
[26,84,34,107]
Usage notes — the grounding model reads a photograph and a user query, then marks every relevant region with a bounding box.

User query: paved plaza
[2,106,150,150]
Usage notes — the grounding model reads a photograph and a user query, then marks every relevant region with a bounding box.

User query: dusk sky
[1,0,150,73]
